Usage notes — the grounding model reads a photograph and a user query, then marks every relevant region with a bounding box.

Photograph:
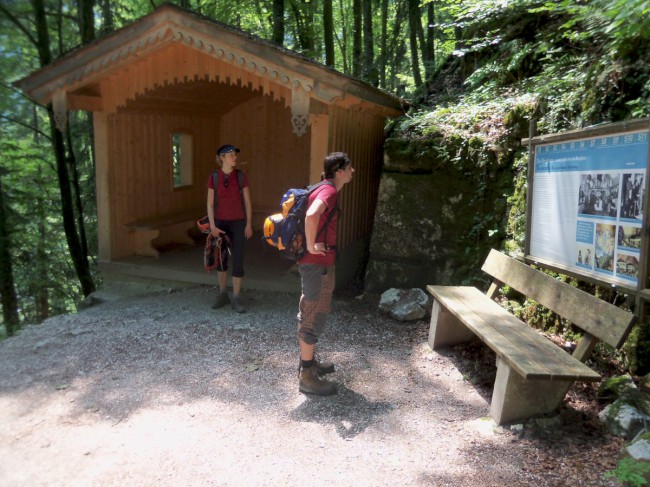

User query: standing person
[296,152,354,396]
[207,144,253,313]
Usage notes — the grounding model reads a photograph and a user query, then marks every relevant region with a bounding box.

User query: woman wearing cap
[206,144,253,313]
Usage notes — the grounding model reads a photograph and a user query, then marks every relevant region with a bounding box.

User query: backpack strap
[212,171,219,213]
[237,170,247,225]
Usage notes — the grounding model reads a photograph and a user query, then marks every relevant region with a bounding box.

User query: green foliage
[0,118,89,325]
[604,457,650,487]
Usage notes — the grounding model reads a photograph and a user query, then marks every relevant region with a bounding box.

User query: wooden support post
[490,356,570,425]
[428,300,475,349]
[132,230,161,258]
[94,112,111,261]
[309,113,329,184]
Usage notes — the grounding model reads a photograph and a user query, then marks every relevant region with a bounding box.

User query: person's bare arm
[304,199,327,255]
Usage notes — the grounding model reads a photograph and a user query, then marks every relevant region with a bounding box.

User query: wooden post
[94,112,111,261]
[309,113,329,184]
[428,299,474,349]
[491,356,569,425]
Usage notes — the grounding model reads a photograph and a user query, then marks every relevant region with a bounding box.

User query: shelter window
[172,132,193,188]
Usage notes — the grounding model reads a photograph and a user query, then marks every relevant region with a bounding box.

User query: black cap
[217,144,240,156]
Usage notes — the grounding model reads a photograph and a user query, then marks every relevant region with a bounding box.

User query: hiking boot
[212,291,229,309]
[314,355,335,375]
[299,366,337,396]
[231,295,246,313]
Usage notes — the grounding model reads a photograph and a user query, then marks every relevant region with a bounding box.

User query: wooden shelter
[16,4,403,290]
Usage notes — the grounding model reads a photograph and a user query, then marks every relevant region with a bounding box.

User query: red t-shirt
[299,183,338,266]
[207,170,249,221]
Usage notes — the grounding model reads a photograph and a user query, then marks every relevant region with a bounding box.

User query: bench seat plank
[427,285,601,382]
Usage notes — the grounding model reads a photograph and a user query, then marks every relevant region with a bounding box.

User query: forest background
[1,0,650,371]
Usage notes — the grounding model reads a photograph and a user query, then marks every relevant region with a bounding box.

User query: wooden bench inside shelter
[124,209,201,257]
[427,249,636,425]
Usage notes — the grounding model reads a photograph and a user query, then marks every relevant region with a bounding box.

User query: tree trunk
[323,0,334,67]
[408,0,423,87]
[362,0,377,86]
[379,0,388,89]
[48,108,95,297]
[387,0,407,93]
[100,0,115,35]
[336,0,349,73]
[78,0,95,43]
[289,0,316,58]
[426,2,435,76]
[352,0,362,77]
[34,165,49,323]
[0,171,20,336]
[32,0,96,297]
[66,128,90,260]
[394,40,408,95]
[272,0,285,46]
[414,0,429,80]
[33,105,50,322]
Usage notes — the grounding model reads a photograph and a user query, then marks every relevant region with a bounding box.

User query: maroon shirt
[299,183,338,266]
[207,169,249,221]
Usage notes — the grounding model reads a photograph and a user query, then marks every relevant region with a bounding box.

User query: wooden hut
[16,4,403,291]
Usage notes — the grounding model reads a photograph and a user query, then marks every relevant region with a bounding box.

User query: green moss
[599,374,636,399]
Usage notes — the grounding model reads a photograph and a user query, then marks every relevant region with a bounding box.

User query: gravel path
[0,286,621,486]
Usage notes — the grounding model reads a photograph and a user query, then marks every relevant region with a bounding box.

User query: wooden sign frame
[522,118,650,304]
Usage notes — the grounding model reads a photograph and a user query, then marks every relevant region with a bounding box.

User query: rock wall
[364,137,516,293]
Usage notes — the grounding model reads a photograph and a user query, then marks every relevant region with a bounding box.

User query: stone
[379,288,431,322]
[627,433,650,461]
[599,400,650,439]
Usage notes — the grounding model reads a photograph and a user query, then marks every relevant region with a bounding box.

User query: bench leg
[490,356,571,425]
[428,299,475,349]
[158,221,195,247]
[133,230,160,258]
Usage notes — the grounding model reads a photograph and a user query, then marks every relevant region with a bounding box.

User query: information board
[529,130,648,288]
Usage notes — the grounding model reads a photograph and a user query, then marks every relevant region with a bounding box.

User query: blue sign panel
[529,130,647,288]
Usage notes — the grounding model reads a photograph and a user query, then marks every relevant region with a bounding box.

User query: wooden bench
[427,249,636,425]
[124,209,200,257]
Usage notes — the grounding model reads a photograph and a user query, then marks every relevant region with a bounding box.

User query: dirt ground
[0,286,624,486]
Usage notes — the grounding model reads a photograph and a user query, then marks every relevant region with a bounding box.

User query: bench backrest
[481,249,636,349]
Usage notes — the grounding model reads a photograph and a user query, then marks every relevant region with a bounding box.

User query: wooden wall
[98,41,388,260]
[105,92,313,258]
[328,105,386,250]
[107,111,218,258]
[220,93,310,227]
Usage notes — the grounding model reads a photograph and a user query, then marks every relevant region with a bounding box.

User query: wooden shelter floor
[100,232,301,295]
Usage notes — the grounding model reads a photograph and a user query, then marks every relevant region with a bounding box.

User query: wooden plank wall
[328,105,386,250]
[107,111,218,258]
[100,41,388,258]
[219,94,310,227]
[101,43,293,114]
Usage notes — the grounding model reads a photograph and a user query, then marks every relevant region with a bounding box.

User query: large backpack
[263,180,337,261]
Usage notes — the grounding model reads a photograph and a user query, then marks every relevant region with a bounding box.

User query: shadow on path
[289,384,394,439]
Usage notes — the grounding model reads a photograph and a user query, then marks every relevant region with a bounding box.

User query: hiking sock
[301,359,315,369]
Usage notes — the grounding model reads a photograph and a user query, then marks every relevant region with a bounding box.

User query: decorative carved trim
[56,23,316,108]
[52,90,68,131]
[291,86,310,137]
